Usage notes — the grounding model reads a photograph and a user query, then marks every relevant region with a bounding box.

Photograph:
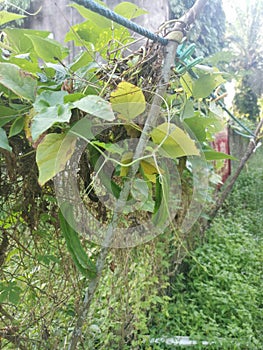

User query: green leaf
[25,34,69,62]
[192,73,226,99]
[180,73,193,99]
[0,106,20,127]
[203,148,237,161]
[114,2,147,19]
[36,133,76,186]
[73,95,115,121]
[69,2,112,28]
[92,141,124,155]
[71,117,94,141]
[0,282,21,305]
[131,178,149,202]
[184,112,223,142]
[151,122,200,159]
[3,28,50,54]
[0,63,37,101]
[153,166,170,226]
[70,51,95,72]
[0,127,12,152]
[0,10,25,26]
[59,203,97,278]
[31,91,72,140]
[9,116,24,137]
[181,100,194,119]
[110,82,146,120]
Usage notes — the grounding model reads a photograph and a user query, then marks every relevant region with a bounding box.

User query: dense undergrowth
[149,161,263,349]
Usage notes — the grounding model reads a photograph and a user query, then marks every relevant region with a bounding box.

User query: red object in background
[212,128,231,184]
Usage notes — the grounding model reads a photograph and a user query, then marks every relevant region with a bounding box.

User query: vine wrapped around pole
[68,1,208,349]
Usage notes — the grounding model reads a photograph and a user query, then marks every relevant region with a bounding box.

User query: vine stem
[68,1,208,349]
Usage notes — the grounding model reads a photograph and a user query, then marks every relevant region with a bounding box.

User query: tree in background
[169,0,225,57]
[227,0,262,121]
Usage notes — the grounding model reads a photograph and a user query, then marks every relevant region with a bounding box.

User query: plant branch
[68,1,208,348]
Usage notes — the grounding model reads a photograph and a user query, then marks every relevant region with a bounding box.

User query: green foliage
[0,2,241,349]
[150,167,263,349]
[233,76,260,121]
[169,0,226,57]
[59,204,97,278]
[226,1,263,121]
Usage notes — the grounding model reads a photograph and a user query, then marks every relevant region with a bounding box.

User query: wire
[73,0,169,45]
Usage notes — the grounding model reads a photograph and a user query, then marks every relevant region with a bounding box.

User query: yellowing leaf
[140,158,164,183]
[120,152,133,177]
[151,123,199,159]
[110,82,146,120]
[36,133,76,186]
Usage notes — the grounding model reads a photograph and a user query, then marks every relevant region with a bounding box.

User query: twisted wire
[73,0,169,45]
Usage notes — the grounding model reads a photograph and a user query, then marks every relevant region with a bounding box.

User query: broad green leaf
[6,56,39,74]
[26,34,69,62]
[0,116,17,127]
[0,127,12,152]
[59,203,97,278]
[71,117,94,141]
[31,91,71,140]
[73,95,115,121]
[203,149,237,161]
[92,141,124,155]
[153,165,170,226]
[70,2,112,28]
[0,106,20,127]
[181,100,194,119]
[180,73,193,99]
[34,90,67,111]
[131,178,149,202]
[0,10,25,26]
[65,20,130,58]
[9,116,24,137]
[3,28,50,54]
[64,93,85,104]
[36,133,76,186]
[192,73,225,99]
[184,112,223,142]
[70,51,95,72]
[65,21,97,46]
[0,63,37,101]
[151,122,199,159]
[0,106,20,118]
[110,82,146,120]
[114,2,147,19]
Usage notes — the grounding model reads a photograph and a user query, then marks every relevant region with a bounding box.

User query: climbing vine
[1,1,261,349]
